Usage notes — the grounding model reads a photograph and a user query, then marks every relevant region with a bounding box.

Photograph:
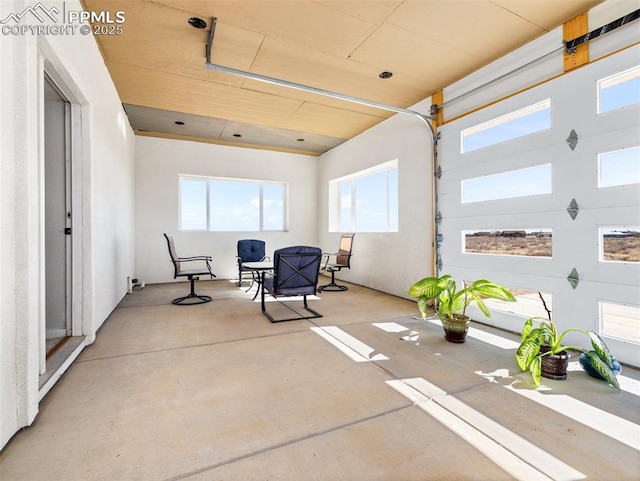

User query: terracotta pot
[540,345,570,380]
[440,313,470,343]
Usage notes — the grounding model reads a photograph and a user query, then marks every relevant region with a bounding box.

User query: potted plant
[408,274,516,343]
[516,293,620,389]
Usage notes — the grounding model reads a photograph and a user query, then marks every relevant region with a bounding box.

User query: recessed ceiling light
[233,133,242,138]
[379,71,393,79]
[188,17,207,29]
[174,121,185,125]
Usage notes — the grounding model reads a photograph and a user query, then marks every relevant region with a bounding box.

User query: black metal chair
[261,246,323,323]
[236,239,268,287]
[163,233,216,305]
[318,233,355,292]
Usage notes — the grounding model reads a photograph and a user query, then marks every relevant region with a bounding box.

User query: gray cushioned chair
[164,233,216,305]
[318,233,355,292]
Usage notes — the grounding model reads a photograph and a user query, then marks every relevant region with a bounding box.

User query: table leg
[244,269,257,293]
[251,270,262,300]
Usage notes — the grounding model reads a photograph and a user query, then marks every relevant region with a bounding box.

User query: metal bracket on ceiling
[205,17,217,63]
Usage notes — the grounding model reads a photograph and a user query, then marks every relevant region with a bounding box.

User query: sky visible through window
[339,182,352,232]
[461,99,551,153]
[599,146,640,188]
[598,65,640,113]
[262,184,285,231]
[180,177,285,231]
[180,179,207,230]
[209,180,260,231]
[339,167,398,232]
[462,164,552,203]
[355,172,388,232]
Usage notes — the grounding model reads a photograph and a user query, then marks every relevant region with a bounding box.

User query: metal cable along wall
[203,16,440,277]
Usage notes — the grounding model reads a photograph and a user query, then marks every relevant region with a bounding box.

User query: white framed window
[179,176,286,232]
[597,65,640,114]
[461,164,552,203]
[600,300,640,344]
[463,229,553,257]
[329,160,398,233]
[599,226,640,263]
[480,286,553,319]
[460,99,551,153]
[597,146,640,188]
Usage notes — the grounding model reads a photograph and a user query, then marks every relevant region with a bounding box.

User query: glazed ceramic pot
[579,351,622,379]
[540,345,570,380]
[440,313,470,343]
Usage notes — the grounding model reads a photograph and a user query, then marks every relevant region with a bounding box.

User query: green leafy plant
[516,293,619,389]
[408,274,516,321]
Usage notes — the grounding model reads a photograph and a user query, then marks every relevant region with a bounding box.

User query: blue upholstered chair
[163,233,216,305]
[236,239,268,287]
[261,246,323,323]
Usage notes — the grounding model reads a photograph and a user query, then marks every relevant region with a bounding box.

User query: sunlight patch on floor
[387,378,585,481]
[311,326,388,362]
[475,368,640,451]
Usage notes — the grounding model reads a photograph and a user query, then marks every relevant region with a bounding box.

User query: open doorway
[37,43,91,397]
[43,75,71,358]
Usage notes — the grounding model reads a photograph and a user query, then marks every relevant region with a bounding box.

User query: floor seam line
[163,404,412,481]
[115,297,253,309]
[75,328,313,363]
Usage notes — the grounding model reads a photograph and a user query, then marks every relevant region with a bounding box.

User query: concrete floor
[1,279,639,480]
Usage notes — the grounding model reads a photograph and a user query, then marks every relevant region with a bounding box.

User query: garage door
[437,44,639,366]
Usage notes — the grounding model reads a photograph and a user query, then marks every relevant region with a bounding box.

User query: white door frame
[37,37,92,376]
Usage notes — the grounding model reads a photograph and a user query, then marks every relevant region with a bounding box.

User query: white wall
[135,111,434,299]
[0,0,135,450]
[0,2,40,452]
[134,136,319,283]
[84,67,136,333]
[317,99,435,299]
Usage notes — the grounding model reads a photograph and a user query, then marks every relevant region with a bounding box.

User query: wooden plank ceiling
[83,0,603,155]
